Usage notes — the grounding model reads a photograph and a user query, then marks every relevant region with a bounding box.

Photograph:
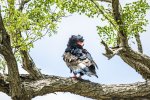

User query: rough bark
[1,75,150,100]
[119,48,150,79]
[0,76,9,95]
[112,0,128,47]
[0,6,31,100]
[26,76,150,100]
[135,33,143,53]
[102,42,150,80]
[20,50,44,79]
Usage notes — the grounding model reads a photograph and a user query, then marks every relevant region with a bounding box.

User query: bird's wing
[63,52,92,68]
[83,49,98,69]
[63,52,80,71]
[63,51,98,77]
[77,58,98,78]
[63,52,91,72]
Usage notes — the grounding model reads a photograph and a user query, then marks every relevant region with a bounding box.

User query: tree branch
[21,75,150,99]
[112,0,128,47]
[20,50,44,79]
[18,0,31,11]
[119,48,150,80]
[135,33,143,53]
[0,6,23,100]
[0,6,8,46]
[90,0,117,28]
[17,2,44,80]
[0,74,9,95]
[101,40,123,59]
[101,38,150,80]
[1,74,150,99]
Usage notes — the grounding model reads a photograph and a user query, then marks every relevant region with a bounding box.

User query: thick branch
[112,0,128,47]
[102,39,150,80]
[20,50,44,79]
[101,39,150,80]
[0,6,10,48]
[135,33,143,53]
[1,74,150,99]
[0,74,9,95]
[21,75,150,99]
[0,7,22,99]
[91,0,127,48]
[119,48,150,80]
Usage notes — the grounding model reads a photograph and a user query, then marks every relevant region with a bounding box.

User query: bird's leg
[71,73,77,79]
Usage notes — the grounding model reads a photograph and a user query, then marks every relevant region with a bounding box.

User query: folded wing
[63,51,98,78]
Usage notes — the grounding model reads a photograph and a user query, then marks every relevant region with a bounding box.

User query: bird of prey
[63,35,98,79]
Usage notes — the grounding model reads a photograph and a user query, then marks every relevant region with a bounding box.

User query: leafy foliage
[97,25,117,46]
[55,0,104,17]
[55,0,118,46]
[2,0,65,51]
[0,0,149,66]
[0,0,66,67]
[97,0,150,46]
[122,0,150,37]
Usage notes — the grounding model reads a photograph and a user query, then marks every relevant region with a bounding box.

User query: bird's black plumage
[63,35,98,78]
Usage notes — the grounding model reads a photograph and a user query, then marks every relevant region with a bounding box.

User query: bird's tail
[95,74,98,78]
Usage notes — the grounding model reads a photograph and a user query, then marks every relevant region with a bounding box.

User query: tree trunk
[0,7,31,100]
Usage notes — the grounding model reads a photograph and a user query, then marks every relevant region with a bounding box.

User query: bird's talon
[70,75,77,79]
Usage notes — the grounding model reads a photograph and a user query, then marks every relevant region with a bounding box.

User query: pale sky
[0,0,150,100]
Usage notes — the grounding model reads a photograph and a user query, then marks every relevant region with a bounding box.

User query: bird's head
[67,35,84,48]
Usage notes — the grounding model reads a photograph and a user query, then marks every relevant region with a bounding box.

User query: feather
[63,35,98,78]
[83,49,98,69]
[63,52,98,78]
